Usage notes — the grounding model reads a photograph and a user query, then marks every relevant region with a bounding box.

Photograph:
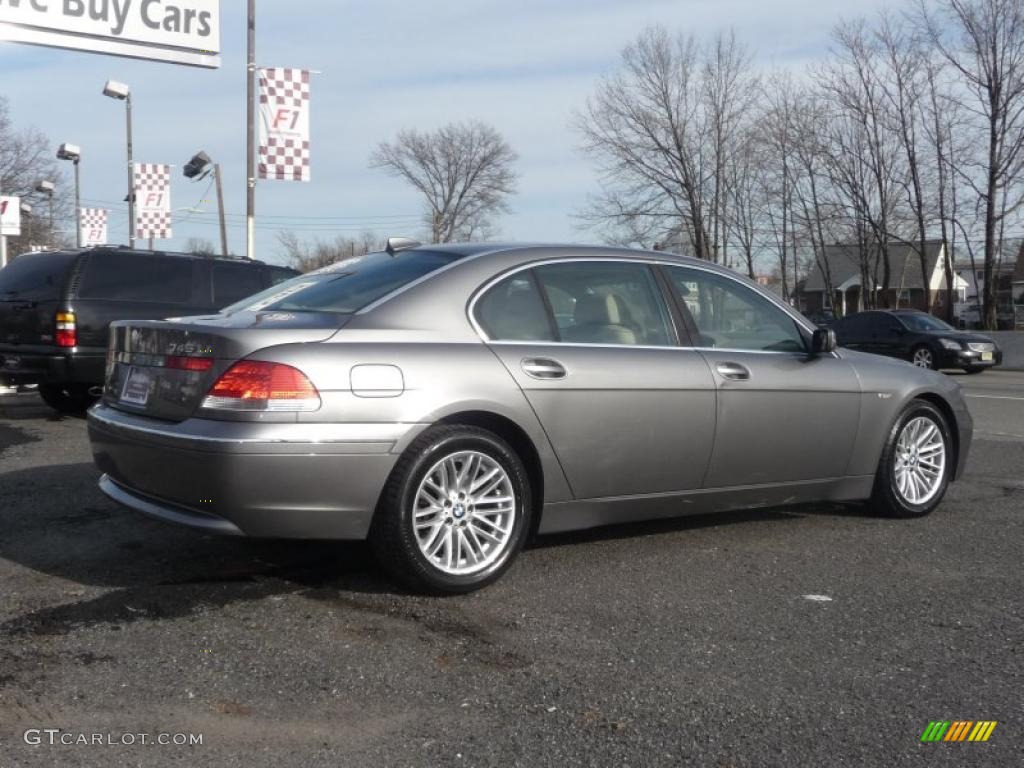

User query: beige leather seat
[563,293,638,345]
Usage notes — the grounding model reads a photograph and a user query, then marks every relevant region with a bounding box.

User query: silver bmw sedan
[87,242,972,593]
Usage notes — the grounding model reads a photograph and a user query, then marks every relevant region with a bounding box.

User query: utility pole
[214,163,229,258]
[246,0,256,260]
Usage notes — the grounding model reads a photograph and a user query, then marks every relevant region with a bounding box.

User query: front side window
[533,262,674,346]
[474,274,554,341]
[666,266,805,352]
[898,313,955,332]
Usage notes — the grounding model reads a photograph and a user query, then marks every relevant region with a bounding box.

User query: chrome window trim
[355,244,541,316]
[467,256,824,355]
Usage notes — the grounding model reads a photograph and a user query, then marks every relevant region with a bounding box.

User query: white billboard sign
[0,196,21,237]
[0,0,220,69]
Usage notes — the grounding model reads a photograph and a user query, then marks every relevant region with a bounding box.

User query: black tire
[868,400,953,518]
[910,345,936,370]
[370,424,532,594]
[38,383,97,415]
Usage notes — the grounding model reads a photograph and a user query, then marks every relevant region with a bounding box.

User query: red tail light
[56,312,77,348]
[166,355,214,372]
[202,361,320,412]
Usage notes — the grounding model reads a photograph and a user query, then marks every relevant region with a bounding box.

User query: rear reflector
[55,312,77,348]
[202,360,320,412]
[166,355,214,372]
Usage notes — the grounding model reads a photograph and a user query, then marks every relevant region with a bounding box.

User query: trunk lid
[0,252,78,348]
[105,310,346,422]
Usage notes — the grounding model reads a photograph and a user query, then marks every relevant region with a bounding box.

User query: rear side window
[474,274,555,341]
[212,263,265,307]
[0,252,78,300]
[77,252,193,303]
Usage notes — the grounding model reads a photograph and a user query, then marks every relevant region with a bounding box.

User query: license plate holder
[120,366,152,406]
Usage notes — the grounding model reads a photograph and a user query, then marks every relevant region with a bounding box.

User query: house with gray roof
[800,240,967,317]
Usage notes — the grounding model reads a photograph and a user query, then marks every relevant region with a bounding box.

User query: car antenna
[385,237,421,257]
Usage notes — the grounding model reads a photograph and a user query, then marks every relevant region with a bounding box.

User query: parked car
[0,247,298,413]
[88,242,972,594]
[803,309,837,328]
[832,309,1002,373]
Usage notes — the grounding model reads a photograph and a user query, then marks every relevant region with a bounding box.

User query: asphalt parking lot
[1,372,1022,767]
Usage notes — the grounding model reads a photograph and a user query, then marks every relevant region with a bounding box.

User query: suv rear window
[224,250,461,315]
[0,252,78,301]
[77,252,193,303]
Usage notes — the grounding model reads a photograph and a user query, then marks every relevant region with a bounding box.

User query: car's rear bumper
[0,346,105,387]
[87,404,425,539]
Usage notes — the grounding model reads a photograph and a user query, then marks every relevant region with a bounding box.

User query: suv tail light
[201,361,320,412]
[55,312,77,348]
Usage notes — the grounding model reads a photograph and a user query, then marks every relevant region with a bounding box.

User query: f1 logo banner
[258,68,312,182]
[0,196,21,237]
[133,164,172,239]
[80,208,108,246]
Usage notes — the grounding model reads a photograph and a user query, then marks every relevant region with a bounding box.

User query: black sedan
[832,309,1002,373]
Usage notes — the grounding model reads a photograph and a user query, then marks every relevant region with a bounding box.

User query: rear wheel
[869,400,952,518]
[38,383,97,415]
[370,424,532,594]
[911,346,935,369]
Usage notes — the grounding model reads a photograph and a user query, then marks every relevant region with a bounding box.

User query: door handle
[521,358,567,379]
[715,362,750,381]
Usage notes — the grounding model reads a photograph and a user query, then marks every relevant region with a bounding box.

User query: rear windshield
[78,251,193,304]
[0,252,78,301]
[223,250,460,315]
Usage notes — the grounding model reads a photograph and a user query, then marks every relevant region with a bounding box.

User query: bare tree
[370,121,517,243]
[921,0,1024,328]
[0,97,72,253]
[577,27,757,261]
[184,237,217,257]
[276,230,378,272]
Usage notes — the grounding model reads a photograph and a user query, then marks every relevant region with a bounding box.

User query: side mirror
[811,328,837,355]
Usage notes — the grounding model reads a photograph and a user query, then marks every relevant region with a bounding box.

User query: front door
[473,260,716,499]
[663,265,862,488]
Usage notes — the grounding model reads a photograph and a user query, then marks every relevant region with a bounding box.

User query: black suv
[0,247,298,412]
[832,309,1003,373]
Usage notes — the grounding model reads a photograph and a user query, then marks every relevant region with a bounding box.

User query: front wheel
[869,401,953,518]
[370,425,532,594]
[911,346,936,369]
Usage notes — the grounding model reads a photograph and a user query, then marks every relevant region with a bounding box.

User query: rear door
[663,265,862,487]
[475,260,716,500]
[73,251,207,349]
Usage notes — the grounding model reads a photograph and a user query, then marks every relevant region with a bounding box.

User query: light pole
[103,80,134,249]
[35,180,55,243]
[246,0,256,260]
[57,143,82,247]
[184,151,229,258]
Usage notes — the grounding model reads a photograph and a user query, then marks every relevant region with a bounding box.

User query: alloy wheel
[893,416,946,505]
[912,348,933,368]
[412,450,517,576]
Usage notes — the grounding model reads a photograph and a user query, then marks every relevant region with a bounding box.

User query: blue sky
[0,0,891,265]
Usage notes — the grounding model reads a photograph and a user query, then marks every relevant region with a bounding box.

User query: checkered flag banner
[133,163,172,239]
[80,208,108,246]
[258,68,312,182]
